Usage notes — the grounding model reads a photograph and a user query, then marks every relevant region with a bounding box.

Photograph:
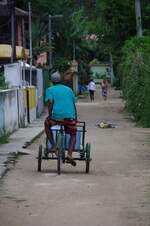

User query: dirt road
[1,88,150,226]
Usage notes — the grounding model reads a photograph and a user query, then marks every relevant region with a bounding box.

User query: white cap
[51,71,61,83]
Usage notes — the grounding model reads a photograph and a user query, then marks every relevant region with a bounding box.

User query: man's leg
[89,90,92,101]
[66,133,76,166]
[92,91,94,101]
[44,117,56,148]
[68,133,76,157]
[65,121,77,166]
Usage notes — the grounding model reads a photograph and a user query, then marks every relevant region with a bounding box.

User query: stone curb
[0,128,44,179]
[22,129,44,148]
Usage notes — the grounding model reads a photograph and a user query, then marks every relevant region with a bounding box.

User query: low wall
[4,62,22,87]
[26,86,37,123]
[36,69,44,117]
[0,91,6,134]
[0,86,38,135]
[0,89,18,134]
[18,87,28,128]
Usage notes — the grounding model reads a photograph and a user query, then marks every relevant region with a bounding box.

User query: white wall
[17,88,28,127]
[3,89,19,134]
[4,63,22,88]
[36,69,44,116]
[0,86,38,135]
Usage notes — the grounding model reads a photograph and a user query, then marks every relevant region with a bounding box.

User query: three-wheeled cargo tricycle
[37,121,91,174]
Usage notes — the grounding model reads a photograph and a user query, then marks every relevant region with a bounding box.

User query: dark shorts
[45,116,77,136]
[102,88,107,97]
[89,90,94,95]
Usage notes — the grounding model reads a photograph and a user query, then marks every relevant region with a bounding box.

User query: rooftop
[0,6,28,17]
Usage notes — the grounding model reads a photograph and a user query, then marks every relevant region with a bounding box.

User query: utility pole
[48,14,63,70]
[48,15,52,70]
[11,0,16,63]
[135,0,143,37]
[73,40,76,60]
[29,2,32,85]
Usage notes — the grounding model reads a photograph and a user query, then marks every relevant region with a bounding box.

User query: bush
[0,72,8,89]
[0,134,9,144]
[120,36,150,127]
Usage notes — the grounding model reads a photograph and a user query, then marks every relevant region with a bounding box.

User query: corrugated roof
[15,7,28,17]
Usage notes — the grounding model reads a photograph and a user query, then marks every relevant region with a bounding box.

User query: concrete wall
[0,92,5,134]
[4,63,22,87]
[18,88,28,127]
[0,89,18,134]
[2,61,44,133]
[36,69,44,117]
[26,86,37,123]
[0,86,37,135]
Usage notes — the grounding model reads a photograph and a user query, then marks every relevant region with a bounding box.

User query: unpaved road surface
[1,88,150,226]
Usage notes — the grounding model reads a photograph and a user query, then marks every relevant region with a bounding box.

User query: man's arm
[48,100,53,117]
[45,88,54,117]
[73,102,77,120]
[71,91,77,120]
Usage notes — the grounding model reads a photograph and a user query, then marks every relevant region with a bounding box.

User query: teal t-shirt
[45,84,76,120]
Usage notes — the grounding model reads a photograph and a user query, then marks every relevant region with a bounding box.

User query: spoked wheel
[85,143,91,173]
[57,147,61,175]
[62,150,65,163]
[56,132,63,175]
[38,145,42,172]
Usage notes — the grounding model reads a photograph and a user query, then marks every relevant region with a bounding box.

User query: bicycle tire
[57,147,61,175]
[56,132,63,175]
[38,145,42,172]
[85,143,91,173]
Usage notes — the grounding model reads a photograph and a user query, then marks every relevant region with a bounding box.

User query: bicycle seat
[55,120,64,125]
[55,119,76,126]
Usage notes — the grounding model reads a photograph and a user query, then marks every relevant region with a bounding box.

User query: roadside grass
[77,91,89,99]
[0,134,9,144]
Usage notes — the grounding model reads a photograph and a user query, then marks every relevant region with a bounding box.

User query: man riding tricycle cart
[37,71,91,174]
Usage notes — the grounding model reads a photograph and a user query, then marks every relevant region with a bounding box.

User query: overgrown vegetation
[0,133,9,144]
[120,37,150,127]
[0,72,7,89]
[16,1,150,79]
[15,0,150,126]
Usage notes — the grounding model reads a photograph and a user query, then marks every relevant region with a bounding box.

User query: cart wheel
[57,147,61,175]
[80,150,85,159]
[38,145,42,172]
[85,143,91,173]
[62,150,65,163]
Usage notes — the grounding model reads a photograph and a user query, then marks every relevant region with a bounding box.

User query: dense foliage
[120,37,150,127]
[16,1,96,82]
[16,1,150,79]
[0,72,7,89]
[15,0,150,126]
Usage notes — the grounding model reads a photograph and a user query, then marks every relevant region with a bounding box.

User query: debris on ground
[96,121,116,128]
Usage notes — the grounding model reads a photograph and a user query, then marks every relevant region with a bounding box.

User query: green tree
[31,18,51,62]
[16,0,150,85]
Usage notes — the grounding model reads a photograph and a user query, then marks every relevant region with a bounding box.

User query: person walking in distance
[101,78,108,100]
[88,79,96,101]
